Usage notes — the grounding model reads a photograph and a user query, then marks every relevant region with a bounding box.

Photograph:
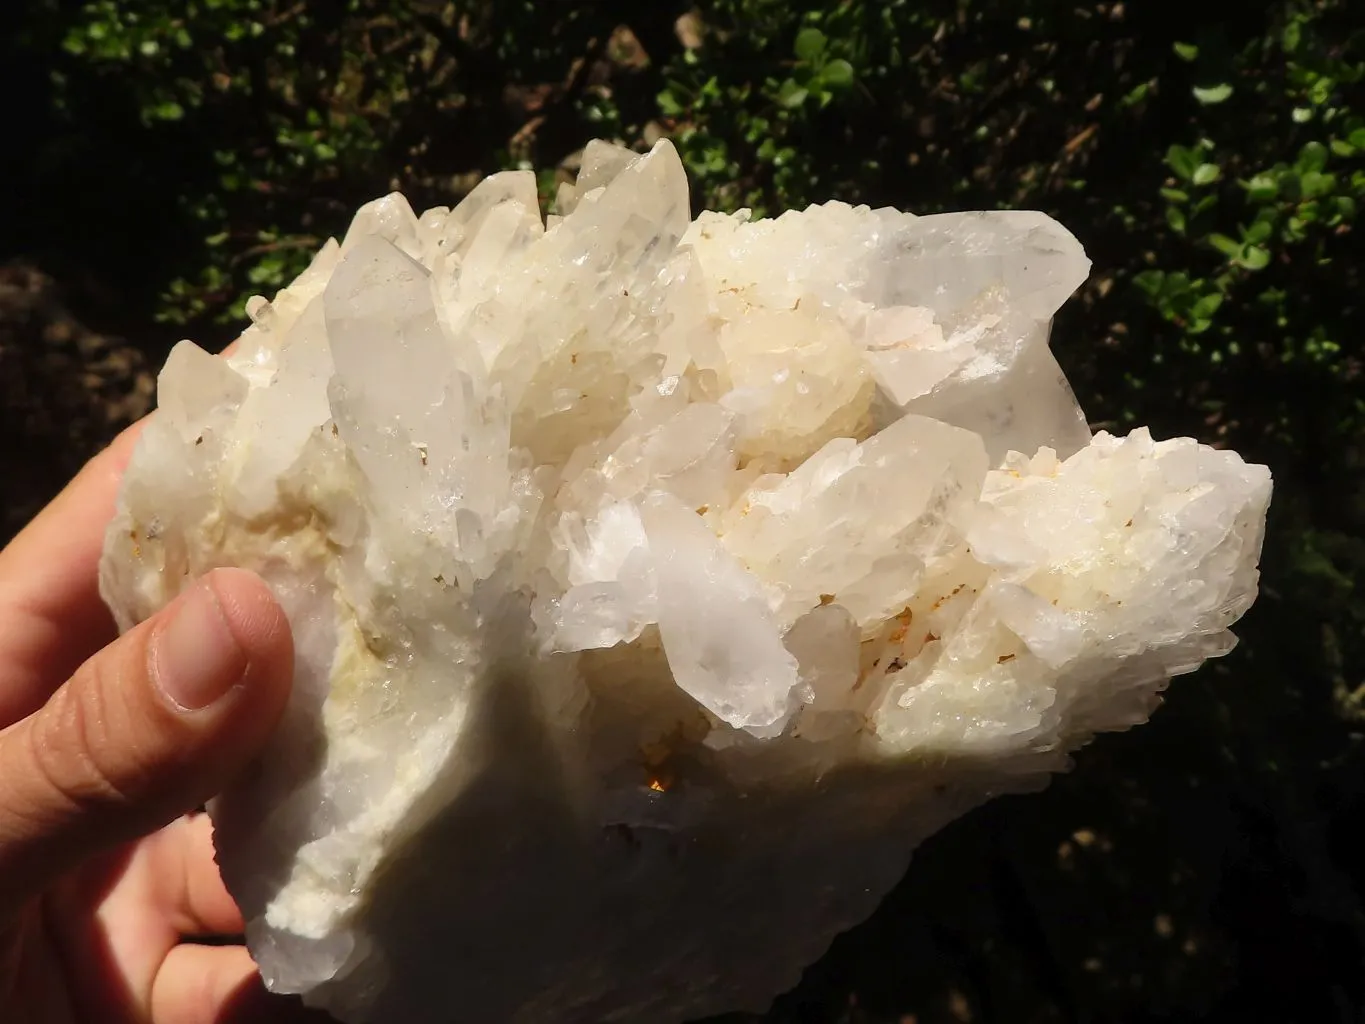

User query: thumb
[0,568,293,916]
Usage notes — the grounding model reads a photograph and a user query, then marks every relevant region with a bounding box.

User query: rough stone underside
[99,139,1272,1024]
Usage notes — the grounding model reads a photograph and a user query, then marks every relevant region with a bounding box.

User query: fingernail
[155,578,247,711]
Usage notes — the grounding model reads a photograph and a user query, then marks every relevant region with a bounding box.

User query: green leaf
[1173,41,1199,61]
[1244,219,1273,245]
[794,27,827,62]
[1300,170,1336,198]
[821,59,854,89]
[1240,245,1271,271]
[1193,83,1233,105]
[1133,269,1165,297]
[1192,162,1222,186]
[1192,292,1224,319]
[1331,138,1356,157]
[1209,233,1241,256]
[1121,82,1150,107]
[1350,128,1365,149]
[777,79,808,109]
[1299,141,1328,172]
[151,100,185,121]
[1283,19,1302,53]
[1165,144,1199,181]
[1293,107,1313,124]
[1160,187,1189,203]
[1163,271,1192,298]
[1245,174,1279,202]
[1166,205,1187,234]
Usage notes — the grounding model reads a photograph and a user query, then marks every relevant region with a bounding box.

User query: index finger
[0,419,146,726]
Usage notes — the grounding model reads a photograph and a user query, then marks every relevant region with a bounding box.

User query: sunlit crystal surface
[99,140,1272,1024]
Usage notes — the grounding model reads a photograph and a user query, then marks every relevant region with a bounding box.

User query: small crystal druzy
[100,140,1271,1023]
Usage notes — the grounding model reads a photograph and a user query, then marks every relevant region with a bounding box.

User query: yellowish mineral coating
[324,599,389,729]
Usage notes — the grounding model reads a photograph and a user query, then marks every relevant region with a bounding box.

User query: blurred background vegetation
[2,0,1363,1020]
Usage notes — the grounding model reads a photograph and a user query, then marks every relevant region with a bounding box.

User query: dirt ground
[0,261,153,541]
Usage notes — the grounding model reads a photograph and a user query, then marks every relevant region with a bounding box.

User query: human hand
[0,425,317,1022]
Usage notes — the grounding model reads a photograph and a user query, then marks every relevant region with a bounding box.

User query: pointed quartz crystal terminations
[99,139,1272,1024]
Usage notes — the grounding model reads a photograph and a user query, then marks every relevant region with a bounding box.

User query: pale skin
[0,421,322,1022]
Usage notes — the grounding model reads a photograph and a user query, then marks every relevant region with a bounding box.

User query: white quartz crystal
[99,140,1272,1024]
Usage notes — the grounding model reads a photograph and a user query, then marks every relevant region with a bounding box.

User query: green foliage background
[2,0,1363,1020]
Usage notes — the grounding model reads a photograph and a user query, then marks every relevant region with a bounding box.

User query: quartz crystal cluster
[99,139,1272,1024]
